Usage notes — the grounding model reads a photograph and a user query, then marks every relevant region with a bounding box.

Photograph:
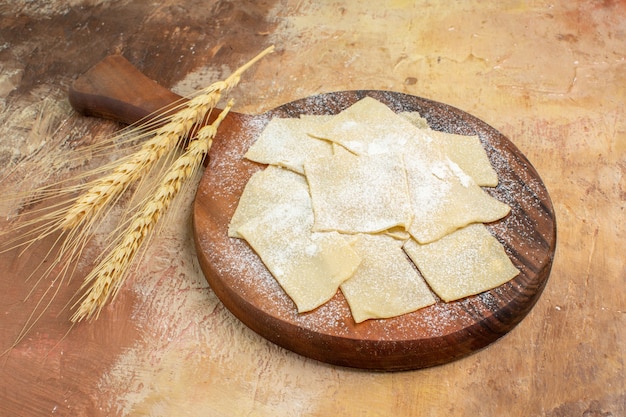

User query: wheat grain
[71,101,234,322]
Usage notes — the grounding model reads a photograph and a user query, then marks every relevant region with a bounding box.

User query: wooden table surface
[0,1,623,416]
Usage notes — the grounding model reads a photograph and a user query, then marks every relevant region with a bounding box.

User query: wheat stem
[71,101,234,322]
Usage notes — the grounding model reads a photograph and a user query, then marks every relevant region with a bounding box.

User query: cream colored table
[0,1,623,416]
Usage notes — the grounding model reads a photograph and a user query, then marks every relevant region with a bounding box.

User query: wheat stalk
[61,45,275,232]
[1,46,273,351]
[2,45,274,247]
[71,100,234,322]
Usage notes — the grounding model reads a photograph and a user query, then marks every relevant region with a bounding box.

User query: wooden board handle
[68,55,187,126]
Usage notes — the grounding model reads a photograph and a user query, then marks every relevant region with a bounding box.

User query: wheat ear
[71,101,234,322]
[1,46,274,260]
[61,45,275,232]
[1,46,273,351]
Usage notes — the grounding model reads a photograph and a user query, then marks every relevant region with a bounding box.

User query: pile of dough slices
[228,97,519,323]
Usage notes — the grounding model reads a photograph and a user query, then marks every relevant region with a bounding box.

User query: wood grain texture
[69,55,184,126]
[193,90,557,370]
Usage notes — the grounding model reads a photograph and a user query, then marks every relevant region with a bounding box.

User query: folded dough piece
[304,151,413,234]
[403,223,519,302]
[340,233,435,323]
[234,166,361,313]
[244,116,333,174]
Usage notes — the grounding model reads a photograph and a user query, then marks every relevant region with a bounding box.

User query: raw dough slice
[244,116,333,174]
[403,140,510,244]
[340,234,435,323]
[425,130,498,187]
[235,169,361,313]
[403,223,519,302]
[400,111,497,187]
[228,166,309,238]
[304,151,412,234]
[309,96,433,155]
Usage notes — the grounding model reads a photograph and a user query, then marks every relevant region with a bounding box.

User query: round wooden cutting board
[193,90,557,371]
[68,56,556,370]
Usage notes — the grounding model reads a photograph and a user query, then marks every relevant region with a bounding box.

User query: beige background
[0,1,624,416]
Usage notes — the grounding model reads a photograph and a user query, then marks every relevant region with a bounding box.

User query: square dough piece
[304,151,412,234]
[398,111,498,187]
[403,140,510,244]
[340,233,435,323]
[236,175,361,313]
[308,96,434,156]
[424,130,498,187]
[228,166,309,238]
[244,116,333,174]
[403,223,520,302]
